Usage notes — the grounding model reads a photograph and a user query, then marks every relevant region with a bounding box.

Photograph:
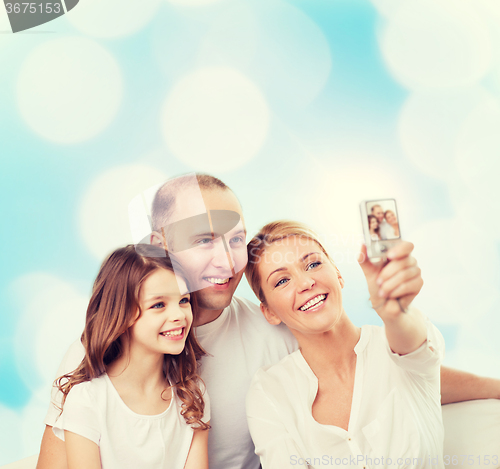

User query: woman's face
[369,217,378,231]
[130,268,193,357]
[257,236,344,337]
[385,211,397,226]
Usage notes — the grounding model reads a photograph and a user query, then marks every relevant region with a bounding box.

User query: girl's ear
[126,307,141,329]
[260,302,282,326]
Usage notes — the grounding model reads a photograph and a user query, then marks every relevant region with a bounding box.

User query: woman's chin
[296,316,343,336]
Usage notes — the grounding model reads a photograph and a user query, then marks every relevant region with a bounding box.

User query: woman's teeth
[299,294,327,311]
[205,277,230,285]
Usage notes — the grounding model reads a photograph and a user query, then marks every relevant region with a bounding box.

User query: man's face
[372,206,384,223]
[167,188,247,312]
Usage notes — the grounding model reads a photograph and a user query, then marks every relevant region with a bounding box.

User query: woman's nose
[297,272,315,291]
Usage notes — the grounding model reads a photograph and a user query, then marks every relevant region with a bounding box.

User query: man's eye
[230,236,244,244]
[275,278,288,288]
[151,302,165,309]
[179,297,190,305]
[197,238,213,245]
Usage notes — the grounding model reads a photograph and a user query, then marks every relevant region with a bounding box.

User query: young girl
[367,214,380,241]
[52,244,210,469]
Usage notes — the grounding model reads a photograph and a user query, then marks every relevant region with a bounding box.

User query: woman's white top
[246,318,445,469]
[384,225,399,239]
[53,374,210,469]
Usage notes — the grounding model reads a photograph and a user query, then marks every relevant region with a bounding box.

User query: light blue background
[1,0,500,464]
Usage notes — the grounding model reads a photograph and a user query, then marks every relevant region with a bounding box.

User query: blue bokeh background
[1,0,500,464]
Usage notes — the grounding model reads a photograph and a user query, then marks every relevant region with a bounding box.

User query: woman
[245,221,444,468]
[53,245,210,469]
[384,210,400,239]
[367,214,380,241]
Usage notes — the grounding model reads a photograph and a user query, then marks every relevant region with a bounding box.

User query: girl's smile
[159,326,186,340]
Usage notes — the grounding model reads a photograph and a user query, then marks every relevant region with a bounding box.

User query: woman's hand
[358,241,423,320]
[358,241,427,355]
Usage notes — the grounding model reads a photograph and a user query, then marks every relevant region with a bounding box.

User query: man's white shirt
[378,220,393,240]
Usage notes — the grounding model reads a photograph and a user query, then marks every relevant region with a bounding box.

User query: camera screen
[366,199,400,241]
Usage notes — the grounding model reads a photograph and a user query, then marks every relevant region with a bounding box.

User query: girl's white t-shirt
[52,374,210,469]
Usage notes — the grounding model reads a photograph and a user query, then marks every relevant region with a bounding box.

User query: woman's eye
[275,278,288,288]
[179,297,190,305]
[151,302,165,309]
[307,261,321,270]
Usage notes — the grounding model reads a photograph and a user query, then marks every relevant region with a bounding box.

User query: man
[371,204,392,240]
[37,173,500,469]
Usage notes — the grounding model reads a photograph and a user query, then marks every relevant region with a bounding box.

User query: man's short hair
[370,204,382,213]
[151,173,230,233]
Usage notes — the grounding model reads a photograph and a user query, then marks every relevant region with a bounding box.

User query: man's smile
[203,277,230,285]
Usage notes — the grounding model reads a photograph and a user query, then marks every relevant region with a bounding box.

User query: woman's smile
[298,293,328,312]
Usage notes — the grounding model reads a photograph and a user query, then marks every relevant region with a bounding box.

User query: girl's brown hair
[368,215,379,232]
[56,244,209,430]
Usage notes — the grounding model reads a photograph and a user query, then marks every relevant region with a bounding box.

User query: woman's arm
[359,241,427,355]
[184,427,209,469]
[64,431,101,469]
[36,425,68,469]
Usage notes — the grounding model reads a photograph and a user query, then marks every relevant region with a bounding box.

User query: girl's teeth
[162,329,183,337]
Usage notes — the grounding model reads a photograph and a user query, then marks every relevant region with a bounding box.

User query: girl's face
[369,217,378,231]
[130,268,193,357]
[257,236,345,338]
[385,211,397,226]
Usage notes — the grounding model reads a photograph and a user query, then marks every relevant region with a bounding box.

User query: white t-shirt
[52,374,209,469]
[246,318,445,469]
[45,296,298,469]
[378,220,399,240]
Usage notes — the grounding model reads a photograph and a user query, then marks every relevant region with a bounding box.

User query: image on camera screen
[366,199,400,241]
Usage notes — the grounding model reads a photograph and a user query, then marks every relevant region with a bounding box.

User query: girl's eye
[151,302,165,309]
[307,261,321,270]
[179,297,190,305]
[275,278,289,288]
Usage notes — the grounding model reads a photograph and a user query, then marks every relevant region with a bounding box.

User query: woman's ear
[335,266,345,289]
[338,274,345,289]
[260,302,282,326]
